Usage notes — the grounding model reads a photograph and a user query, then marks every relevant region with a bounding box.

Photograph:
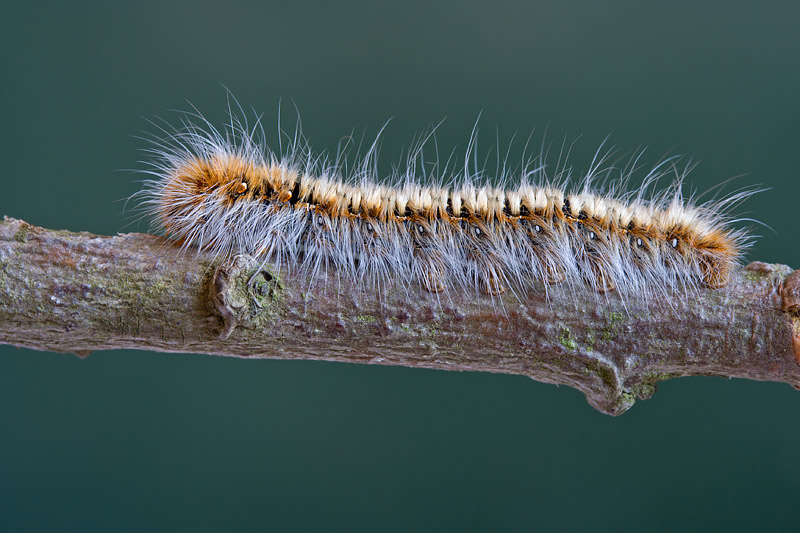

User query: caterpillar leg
[699,255,732,289]
[423,270,446,293]
[482,271,506,295]
[593,269,616,294]
[544,263,566,285]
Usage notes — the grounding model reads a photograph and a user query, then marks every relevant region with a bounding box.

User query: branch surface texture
[1,216,798,415]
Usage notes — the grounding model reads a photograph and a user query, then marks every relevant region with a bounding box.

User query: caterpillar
[135,104,753,302]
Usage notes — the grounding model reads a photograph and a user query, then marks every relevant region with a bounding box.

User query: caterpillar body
[137,106,752,302]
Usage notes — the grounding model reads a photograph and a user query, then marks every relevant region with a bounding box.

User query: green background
[2,1,799,530]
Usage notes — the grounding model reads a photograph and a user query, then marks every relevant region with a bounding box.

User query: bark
[1,216,798,415]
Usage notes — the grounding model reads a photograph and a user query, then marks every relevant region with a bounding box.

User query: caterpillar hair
[133,102,755,305]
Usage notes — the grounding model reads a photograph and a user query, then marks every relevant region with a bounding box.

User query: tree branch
[1,216,798,415]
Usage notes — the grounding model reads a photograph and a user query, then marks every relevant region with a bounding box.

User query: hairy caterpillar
[135,103,753,302]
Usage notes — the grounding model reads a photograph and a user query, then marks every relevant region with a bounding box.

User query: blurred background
[2,1,799,530]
